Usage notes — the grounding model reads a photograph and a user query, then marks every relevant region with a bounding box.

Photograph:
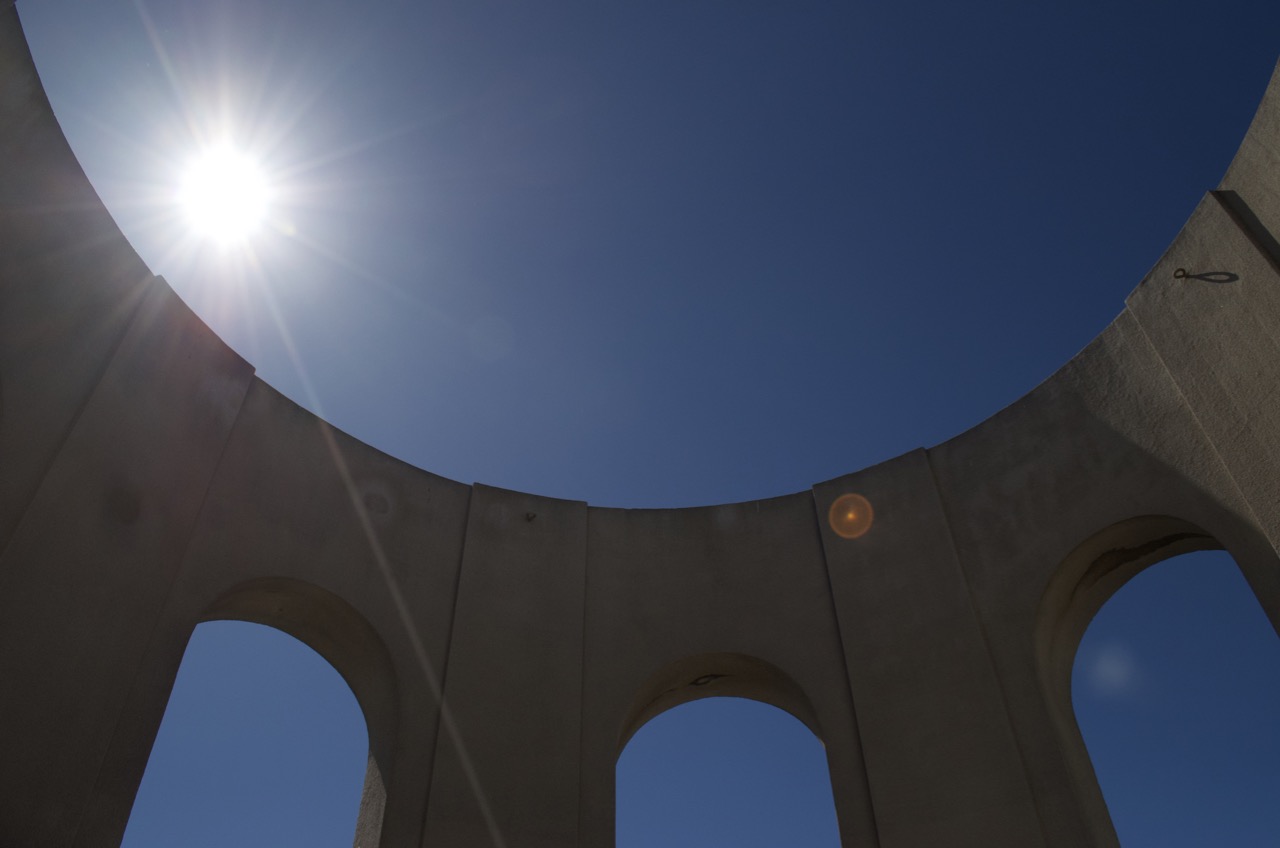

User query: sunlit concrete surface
[2,5,1279,846]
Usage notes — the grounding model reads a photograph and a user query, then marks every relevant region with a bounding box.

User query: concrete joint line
[1125,300,1279,556]
[0,277,154,564]
[921,448,1054,846]
[70,363,256,848]
[806,488,883,846]
[414,482,474,846]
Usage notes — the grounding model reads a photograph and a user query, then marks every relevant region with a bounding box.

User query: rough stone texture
[1,5,1278,847]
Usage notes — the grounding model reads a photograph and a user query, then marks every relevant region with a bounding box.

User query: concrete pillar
[423,486,588,848]
[0,3,156,551]
[152,378,475,848]
[0,282,253,846]
[1,7,1280,848]
[579,497,879,848]
[814,452,1046,847]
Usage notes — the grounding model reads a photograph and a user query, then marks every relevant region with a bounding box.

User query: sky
[12,0,1280,845]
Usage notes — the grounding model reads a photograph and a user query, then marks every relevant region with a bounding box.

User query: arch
[198,577,400,846]
[619,652,822,752]
[616,696,841,848]
[122,620,371,847]
[1037,515,1219,705]
[1033,514,1272,843]
[1071,550,1280,844]
[604,653,873,848]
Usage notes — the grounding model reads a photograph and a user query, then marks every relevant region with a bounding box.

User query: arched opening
[1071,549,1280,845]
[616,697,841,848]
[117,577,400,847]
[615,653,842,847]
[1037,516,1280,845]
[121,620,370,847]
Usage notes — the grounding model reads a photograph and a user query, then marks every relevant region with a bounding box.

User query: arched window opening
[616,697,840,848]
[122,621,369,847]
[1072,549,1280,845]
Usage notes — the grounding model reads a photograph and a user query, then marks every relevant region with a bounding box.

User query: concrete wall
[1,5,1278,846]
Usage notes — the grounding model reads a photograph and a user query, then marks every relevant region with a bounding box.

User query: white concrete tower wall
[1,5,1279,847]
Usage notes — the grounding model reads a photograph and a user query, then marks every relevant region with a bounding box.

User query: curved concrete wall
[1,5,1278,847]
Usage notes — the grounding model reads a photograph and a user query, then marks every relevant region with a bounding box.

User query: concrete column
[921,287,1280,847]
[578,497,879,848]
[423,485,588,848]
[145,377,475,848]
[814,452,1045,847]
[0,4,156,550]
[0,282,253,847]
[70,611,196,847]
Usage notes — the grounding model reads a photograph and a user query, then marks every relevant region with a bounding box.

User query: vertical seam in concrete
[436,484,476,701]
[1123,303,1278,554]
[417,481,475,845]
[807,489,882,847]
[921,448,1054,846]
[575,506,591,848]
[68,359,256,848]
[0,275,153,563]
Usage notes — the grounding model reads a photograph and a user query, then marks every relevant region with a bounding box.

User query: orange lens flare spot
[828,493,873,539]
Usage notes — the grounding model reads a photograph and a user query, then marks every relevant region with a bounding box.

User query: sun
[178,146,271,244]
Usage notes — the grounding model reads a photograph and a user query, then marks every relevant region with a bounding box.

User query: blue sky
[14,0,1280,844]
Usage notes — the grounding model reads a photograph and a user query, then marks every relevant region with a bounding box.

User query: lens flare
[178,146,270,244]
[828,493,873,539]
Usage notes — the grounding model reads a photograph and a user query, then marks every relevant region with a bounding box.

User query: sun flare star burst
[178,146,270,244]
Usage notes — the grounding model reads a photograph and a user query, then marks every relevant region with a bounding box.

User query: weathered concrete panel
[424,485,587,848]
[0,4,154,549]
[815,452,1044,847]
[927,302,1280,847]
[0,281,252,847]
[1127,194,1280,553]
[0,7,1278,848]
[128,378,473,848]
[580,496,878,848]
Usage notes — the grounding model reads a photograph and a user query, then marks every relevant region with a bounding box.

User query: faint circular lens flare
[828,493,873,539]
[178,147,270,244]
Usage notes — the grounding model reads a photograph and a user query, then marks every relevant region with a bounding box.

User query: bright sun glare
[178,147,270,244]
